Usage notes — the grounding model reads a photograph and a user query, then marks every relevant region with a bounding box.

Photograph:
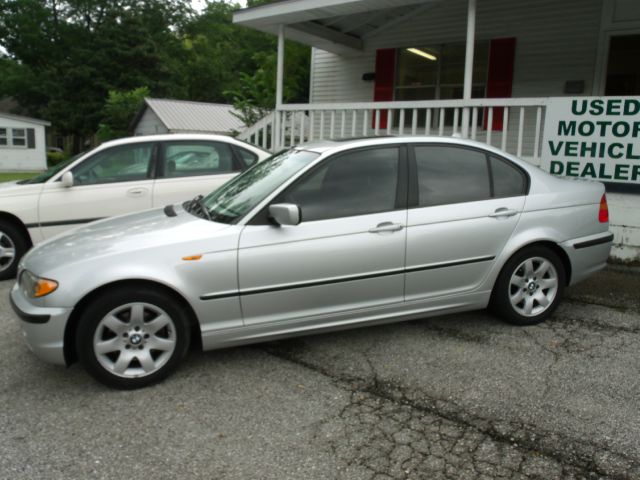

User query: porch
[237,98,547,165]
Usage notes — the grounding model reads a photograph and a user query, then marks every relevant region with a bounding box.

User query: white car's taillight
[599,194,609,223]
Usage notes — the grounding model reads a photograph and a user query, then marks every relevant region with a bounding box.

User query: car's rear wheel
[76,287,191,389]
[0,220,28,280]
[492,246,566,325]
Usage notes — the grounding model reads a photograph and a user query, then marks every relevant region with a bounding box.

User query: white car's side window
[161,142,237,178]
[72,143,154,186]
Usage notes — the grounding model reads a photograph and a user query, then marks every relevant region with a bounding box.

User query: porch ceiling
[233,0,444,54]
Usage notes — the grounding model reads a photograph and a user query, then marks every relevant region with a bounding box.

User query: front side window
[11,128,26,147]
[0,128,6,146]
[279,147,399,222]
[162,142,236,178]
[72,143,153,186]
[415,146,491,207]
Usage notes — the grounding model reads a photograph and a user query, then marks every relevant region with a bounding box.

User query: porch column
[461,0,476,138]
[274,24,285,148]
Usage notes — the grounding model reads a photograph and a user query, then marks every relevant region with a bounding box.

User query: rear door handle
[369,222,404,233]
[488,208,518,218]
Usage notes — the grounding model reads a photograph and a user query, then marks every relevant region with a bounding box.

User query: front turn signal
[34,279,59,298]
[20,271,59,298]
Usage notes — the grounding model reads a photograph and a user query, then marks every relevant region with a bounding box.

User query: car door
[37,142,156,239]
[238,145,408,327]
[151,140,242,207]
[405,145,527,301]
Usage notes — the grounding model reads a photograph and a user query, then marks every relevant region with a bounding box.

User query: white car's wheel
[492,246,566,325]
[0,221,28,280]
[76,287,191,389]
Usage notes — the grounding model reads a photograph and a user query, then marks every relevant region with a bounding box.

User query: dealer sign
[541,97,640,184]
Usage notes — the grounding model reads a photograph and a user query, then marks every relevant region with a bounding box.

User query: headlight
[20,270,59,298]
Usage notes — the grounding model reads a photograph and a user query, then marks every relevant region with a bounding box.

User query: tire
[76,286,191,389]
[491,246,566,326]
[0,220,28,280]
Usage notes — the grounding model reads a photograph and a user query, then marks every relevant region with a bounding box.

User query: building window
[0,128,7,146]
[605,34,640,95]
[394,42,489,127]
[12,128,26,147]
[395,42,489,101]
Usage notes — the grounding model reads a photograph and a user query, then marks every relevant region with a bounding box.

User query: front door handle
[369,222,404,234]
[488,208,518,219]
[127,188,148,198]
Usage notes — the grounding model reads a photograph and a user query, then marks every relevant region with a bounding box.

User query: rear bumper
[561,231,613,286]
[10,283,72,365]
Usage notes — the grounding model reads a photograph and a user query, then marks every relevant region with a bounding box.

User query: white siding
[0,118,47,171]
[311,0,604,103]
[133,108,168,136]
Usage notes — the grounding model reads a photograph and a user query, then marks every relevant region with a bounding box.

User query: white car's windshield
[193,149,319,224]
[21,152,85,184]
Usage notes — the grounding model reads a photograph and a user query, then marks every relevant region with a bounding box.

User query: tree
[0,0,311,147]
[183,1,310,125]
[0,0,192,148]
[97,87,150,141]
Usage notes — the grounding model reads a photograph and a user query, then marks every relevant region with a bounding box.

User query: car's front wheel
[491,246,566,325]
[76,287,191,389]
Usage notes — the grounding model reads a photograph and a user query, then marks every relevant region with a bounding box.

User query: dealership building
[234,0,640,261]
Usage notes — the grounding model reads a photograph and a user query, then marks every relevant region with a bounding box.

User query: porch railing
[237,98,549,165]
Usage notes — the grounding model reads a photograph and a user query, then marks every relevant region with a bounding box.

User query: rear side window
[490,155,527,198]
[236,147,259,169]
[162,141,237,178]
[280,147,399,222]
[414,146,491,207]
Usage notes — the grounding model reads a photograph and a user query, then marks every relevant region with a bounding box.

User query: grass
[0,171,41,182]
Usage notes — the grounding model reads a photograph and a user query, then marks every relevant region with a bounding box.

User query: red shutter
[373,48,396,129]
[484,37,516,131]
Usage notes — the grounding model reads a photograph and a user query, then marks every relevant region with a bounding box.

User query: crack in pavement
[260,340,640,479]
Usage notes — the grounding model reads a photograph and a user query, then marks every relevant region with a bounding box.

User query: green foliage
[0,0,310,147]
[0,172,40,182]
[46,151,68,167]
[97,87,150,141]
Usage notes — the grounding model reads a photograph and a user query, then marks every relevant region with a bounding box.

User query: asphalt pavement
[1,266,639,479]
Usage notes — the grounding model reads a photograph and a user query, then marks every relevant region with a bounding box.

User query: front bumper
[10,283,72,365]
[561,231,614,286]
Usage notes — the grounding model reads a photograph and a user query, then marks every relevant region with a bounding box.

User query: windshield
[196,149,319,224]
[21,151,85,184]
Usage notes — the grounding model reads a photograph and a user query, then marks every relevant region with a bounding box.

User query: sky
[192,0,248,11]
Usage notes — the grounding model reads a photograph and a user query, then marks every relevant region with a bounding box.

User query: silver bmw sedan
[10,137,613,389]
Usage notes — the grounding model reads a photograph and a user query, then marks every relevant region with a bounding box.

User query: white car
[0,134,270,279]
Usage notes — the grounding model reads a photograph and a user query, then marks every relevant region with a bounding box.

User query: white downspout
[274,24,285,149]
[461,0,476,138]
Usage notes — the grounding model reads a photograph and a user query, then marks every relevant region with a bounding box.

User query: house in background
[0,112,50,171]
[233,0,640,261]
[131,98,245,136]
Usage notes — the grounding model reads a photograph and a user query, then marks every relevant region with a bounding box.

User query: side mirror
[269,203,301,226]
[61,171,74,188]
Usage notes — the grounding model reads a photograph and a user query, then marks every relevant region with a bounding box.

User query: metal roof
[0,111,51,127]
[143,98,245,134]
[233,0,444,54]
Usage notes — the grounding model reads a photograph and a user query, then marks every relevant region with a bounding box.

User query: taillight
[598,193,609,223]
